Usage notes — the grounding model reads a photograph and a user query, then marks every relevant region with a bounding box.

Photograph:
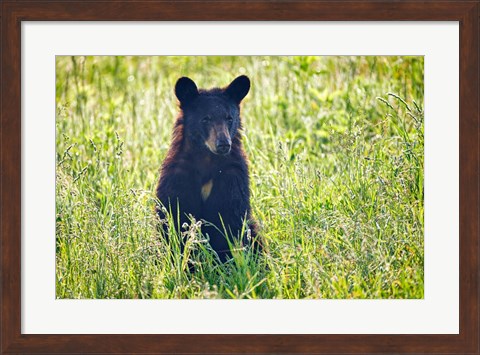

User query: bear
[156,75,260,263]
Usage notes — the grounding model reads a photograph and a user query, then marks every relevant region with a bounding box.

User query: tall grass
[56,56,424,299]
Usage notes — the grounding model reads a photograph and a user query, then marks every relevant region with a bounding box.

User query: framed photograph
[1,1,478,354]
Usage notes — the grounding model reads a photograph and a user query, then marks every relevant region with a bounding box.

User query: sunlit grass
[56,56,424,299]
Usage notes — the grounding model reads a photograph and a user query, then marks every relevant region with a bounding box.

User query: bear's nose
[216,139,231,155]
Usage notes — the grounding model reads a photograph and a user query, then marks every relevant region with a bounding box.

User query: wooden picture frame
[1,1,478,354]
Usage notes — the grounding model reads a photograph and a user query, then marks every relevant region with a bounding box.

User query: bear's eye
[226,116,233,123]
[201,116,211,124]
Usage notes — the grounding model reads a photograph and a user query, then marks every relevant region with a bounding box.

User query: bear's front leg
[201,170,252,261]
[156,171,202,246]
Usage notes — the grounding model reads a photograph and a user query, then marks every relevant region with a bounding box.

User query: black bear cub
[156,75,260,262]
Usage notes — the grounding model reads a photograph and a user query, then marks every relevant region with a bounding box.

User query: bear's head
[174,75,250,156]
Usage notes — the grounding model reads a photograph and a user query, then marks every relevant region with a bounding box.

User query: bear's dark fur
[156,75,260,262]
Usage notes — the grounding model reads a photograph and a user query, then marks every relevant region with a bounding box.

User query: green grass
[55,56,424,299]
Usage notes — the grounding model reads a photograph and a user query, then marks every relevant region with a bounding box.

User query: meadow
[55,56,424,299]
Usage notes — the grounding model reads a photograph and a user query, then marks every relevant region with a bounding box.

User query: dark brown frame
[1,1,478,354]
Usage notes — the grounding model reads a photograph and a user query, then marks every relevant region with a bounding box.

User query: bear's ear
[225,75,250,104]
[175,77,199,105]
